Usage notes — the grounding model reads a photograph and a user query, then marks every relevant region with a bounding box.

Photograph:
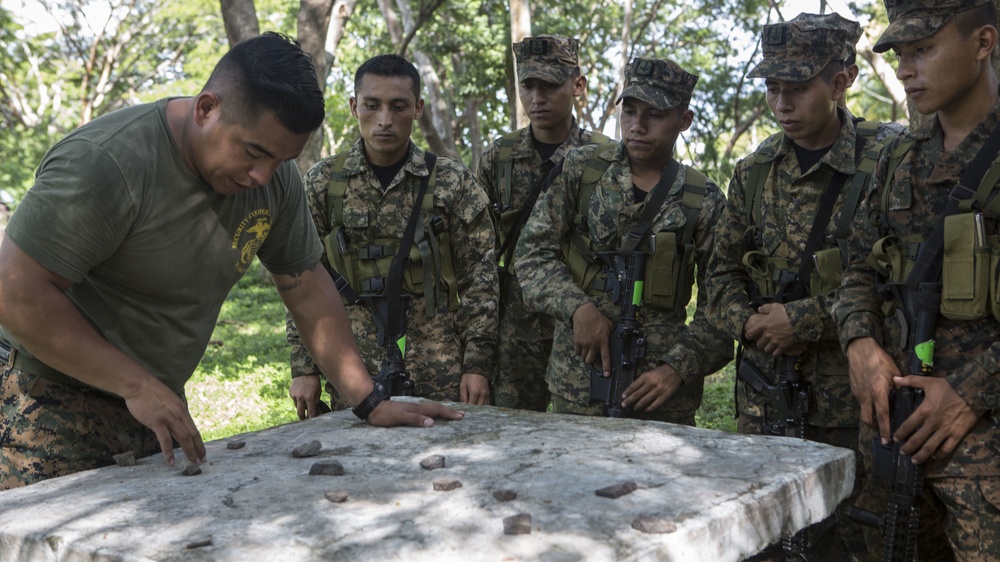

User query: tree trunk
[295,0,357,174]
[374,0,457,158]
[509,0,531,129]
[219,0,259,47]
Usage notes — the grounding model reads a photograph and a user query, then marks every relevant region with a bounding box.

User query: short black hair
[205,32,325,135]
[354,54,421,99]
[818,60,847,84]
[953,2,998,38]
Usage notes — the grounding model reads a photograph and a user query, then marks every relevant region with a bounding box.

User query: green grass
[188,263,738,441]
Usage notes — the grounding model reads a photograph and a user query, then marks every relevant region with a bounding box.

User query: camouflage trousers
[492,329,552,412]
[854,424,1000,561]
[0,365,160,490]
[551,394,696,426]
[739,416,866,561]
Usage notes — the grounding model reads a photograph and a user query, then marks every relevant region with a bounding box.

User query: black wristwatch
[352,382,390,420]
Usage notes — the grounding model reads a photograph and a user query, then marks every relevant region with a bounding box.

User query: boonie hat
[616,58,698,111]
[747,20,849,82]
[513,35,580,84]
[873,0,991,53]
[791,12,863,61]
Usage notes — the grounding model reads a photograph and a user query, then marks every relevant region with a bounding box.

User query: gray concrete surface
[0,400,854,561]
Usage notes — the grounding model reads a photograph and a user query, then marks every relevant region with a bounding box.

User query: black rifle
[590,250,648,418]
[846,281,940,562]
[738,276,810,439]
[362,293,415,397]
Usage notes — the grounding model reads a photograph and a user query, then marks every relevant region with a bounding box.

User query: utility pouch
[324,226,358,293]
[742,251,793,298]
[643,231,680,310]
[497,207,520,249]
[810,246,844,297]
[990,235,1000,322]
[867,234,922,284]
[563,233,604,296]
[941,213,990,320]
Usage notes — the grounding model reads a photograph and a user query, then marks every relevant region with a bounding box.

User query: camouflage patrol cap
[615,58,699,111]
[873,0,991,53]
[790,12,863,61]
[747,20,849,82]
[513,35,580,84]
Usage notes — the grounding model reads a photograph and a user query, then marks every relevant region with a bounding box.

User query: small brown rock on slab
[309,461,345,476]
[503,513,532,535]
[324,490,349,503]
[432,479,462,491]
[292,440,322,458]
[595,480,637,499]
[632,515,677,534]
[493,489,517,502]
[180,464,202,477]
[113,451,137,467]
[226,440,246,450]
[419,454,446,470]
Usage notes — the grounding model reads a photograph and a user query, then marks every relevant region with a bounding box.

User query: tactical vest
[563,147,707,313]
[741,120,884,299]
[494,129,611,252]
[321,151,460,317]
[867,137,1000,321]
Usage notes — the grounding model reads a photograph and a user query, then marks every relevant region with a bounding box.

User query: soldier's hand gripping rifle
[737,272,810,438]
[590,250,648,418]
[846,281,940,562]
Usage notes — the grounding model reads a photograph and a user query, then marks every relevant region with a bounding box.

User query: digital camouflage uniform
[287,140,498,407]
[831,1,1000,560]
[515,59,731,425]
[476,35,606,412]
[706,20,904,560]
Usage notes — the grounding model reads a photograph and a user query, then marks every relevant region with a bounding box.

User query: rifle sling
[378,152,437,355]
[905,122,1000,288]
[790,170,848,295]
[497,160,562,269]
[621,159,681,253]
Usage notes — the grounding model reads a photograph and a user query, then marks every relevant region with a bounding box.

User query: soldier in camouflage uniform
[832,1,1000,559]
[476,35,607,411]
[705,18,904,560]
[288,54,498,416]
[515,58,731,424]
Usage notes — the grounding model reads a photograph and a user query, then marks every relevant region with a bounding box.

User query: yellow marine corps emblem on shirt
[232,209,271,273]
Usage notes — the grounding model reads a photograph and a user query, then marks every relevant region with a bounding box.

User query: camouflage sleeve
[285,159,337,379]
[514,151,594,323]
[949,349,1000,414]
[704,159,757,344]
[660,179,734,384]
[441,160,499,380]
[831,151,888,352]
[475,140,502,209]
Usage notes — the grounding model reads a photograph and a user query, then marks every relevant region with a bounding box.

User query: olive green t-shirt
[1,98,322,394]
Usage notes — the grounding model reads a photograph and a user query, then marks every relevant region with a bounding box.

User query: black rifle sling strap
[905,123,1000,288]
[787,170,849,299]
[496,162,561,269]
[620,159,681,253]
[382,152,437,349]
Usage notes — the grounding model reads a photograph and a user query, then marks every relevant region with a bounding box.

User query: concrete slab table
[0,400,854,561]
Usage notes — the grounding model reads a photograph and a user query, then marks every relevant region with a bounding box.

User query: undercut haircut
[204,31,325,135]
[354,54,422,99]
[953,2,998,37]
[818,60,847,84]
